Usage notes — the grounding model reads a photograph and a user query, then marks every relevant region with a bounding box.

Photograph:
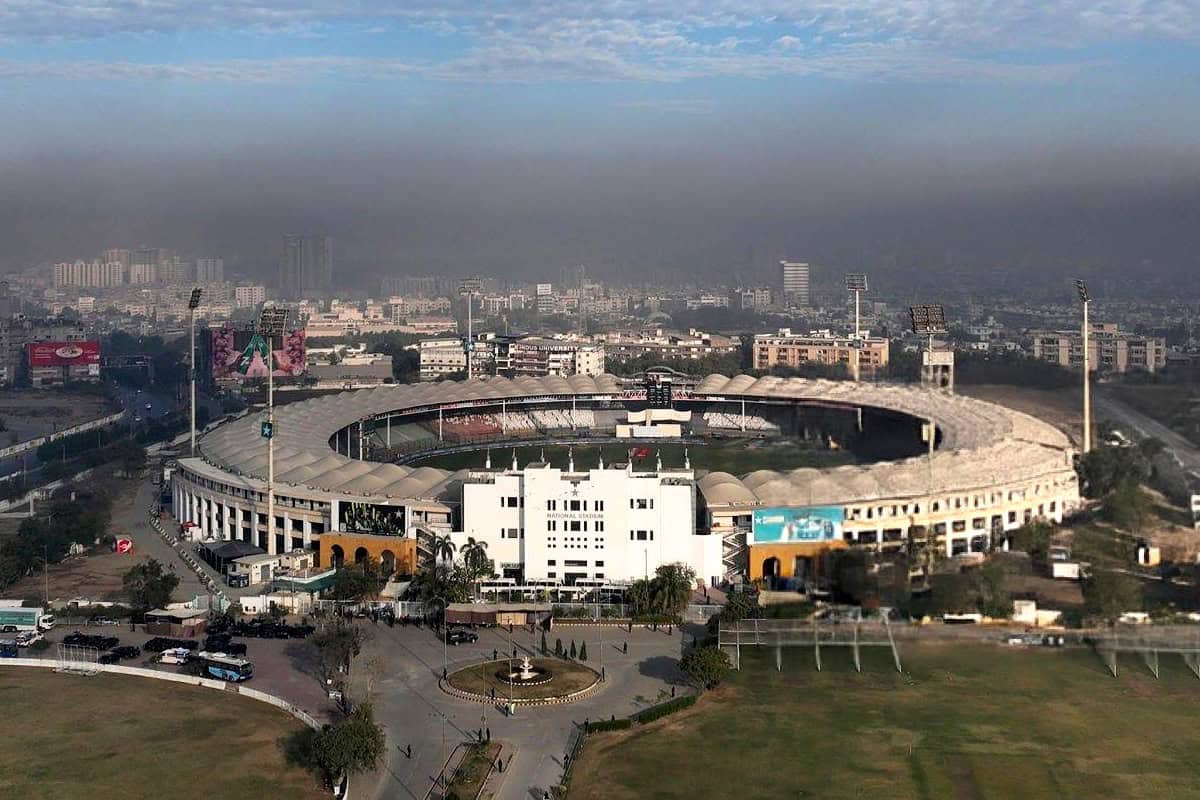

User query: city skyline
[0,3,1198,287]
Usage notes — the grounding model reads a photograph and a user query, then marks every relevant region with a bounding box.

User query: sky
[2,2,1199,290]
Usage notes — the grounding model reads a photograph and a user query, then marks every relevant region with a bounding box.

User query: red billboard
[27,340,101,367]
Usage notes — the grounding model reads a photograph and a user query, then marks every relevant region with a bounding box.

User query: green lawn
[412,440,854,475]
[0,669,327,800]
[570,643,1200,800]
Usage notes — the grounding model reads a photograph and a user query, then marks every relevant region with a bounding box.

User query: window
[547,560,556,566]
[595,561,604,567]
[547,500,557,511]
[565,560,587,567]
[595,573,604,579]
[595,521,604,532]
[548,520,557,531]
[633,499,651,510]
[631,530,650,541]
[505,528,520,539]
[547,571,557,578]
[569,500,582,511]
[569,521,583,532]
[505,496,519,507]
[595,500,605,511]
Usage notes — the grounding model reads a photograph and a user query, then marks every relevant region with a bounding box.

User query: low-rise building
[752,329,889,377]
[1029,323,1166,373]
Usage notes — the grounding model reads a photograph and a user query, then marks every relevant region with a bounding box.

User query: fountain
[496,655,553,686]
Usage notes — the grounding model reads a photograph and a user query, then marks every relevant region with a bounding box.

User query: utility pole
[187,288,203,456]
[1076,279,1092,453]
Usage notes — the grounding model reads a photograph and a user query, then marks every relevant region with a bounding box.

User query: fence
[0,410,126,461]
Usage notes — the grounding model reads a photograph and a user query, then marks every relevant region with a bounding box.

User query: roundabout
[444,656,601,704]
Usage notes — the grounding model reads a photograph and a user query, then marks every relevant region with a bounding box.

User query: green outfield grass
[569,643,1200,800]
[412,440,855,474]
[0,669,327,800]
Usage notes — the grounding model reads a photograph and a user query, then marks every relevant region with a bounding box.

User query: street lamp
[1075,279,1092,453]
[910,304,949,391]
[429,595,449,679]
[845,273,868,381]
[187,288,203,456]
[259,306,289,554]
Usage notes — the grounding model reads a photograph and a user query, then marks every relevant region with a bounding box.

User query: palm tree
[461,537,490,580]
[627,579,652,618]
[651,563,695,616]
[432,534,457,565]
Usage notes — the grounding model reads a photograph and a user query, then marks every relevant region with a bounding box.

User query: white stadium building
[171,373,1081,589]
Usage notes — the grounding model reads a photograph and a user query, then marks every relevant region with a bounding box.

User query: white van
[160,648,191,665]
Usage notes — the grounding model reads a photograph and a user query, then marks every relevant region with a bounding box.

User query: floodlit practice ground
[569,643,1200,800]
[413,440,855,474]
[0,669,327,800]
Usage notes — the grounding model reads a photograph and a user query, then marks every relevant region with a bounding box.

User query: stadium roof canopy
[190,374,1073,509]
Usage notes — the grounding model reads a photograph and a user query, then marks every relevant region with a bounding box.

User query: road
[117,479,209,601]
[362,623,688,800]
[1095,392,1200,479]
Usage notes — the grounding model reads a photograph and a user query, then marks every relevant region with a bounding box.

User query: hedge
[586,718,632,733]
[633,695,696,724]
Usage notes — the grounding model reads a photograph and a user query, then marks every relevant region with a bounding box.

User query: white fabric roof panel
[194,374,1075,509]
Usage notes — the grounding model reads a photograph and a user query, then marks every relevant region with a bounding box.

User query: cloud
[0,2,1192,84]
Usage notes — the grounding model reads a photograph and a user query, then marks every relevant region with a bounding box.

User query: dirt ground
[2,549,134,605]
[0,390,112,445]
[960,384,1083,446]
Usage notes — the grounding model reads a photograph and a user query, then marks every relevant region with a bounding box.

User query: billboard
[751,506,844,544]
[27,340,101,368]
[211,326,306,381]
[337,501,405,535]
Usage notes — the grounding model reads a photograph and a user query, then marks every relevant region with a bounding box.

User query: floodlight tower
[845,273,868,381]
[259,306,290,554]
[187,288,203,456]
[1076,279,1092,453]
[910,304,951,391]
[458,279,480,380]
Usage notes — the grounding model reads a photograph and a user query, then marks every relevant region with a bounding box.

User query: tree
[832,549,871,604]
[1102,480,1151,534]
[296,702,386,789]
[122,559,180,612]
[627,579,653,617]
[1010,520,1053,569]
[578,640,588,661]
[978,561,1011,619]
[1077,445,1150,498]
[569,639,577,659]
[650,563,695,616]
[1084,570,1144,622]
[329,559,385,603]
[432,534,457,564]
[312,618,368,681]
[680,646,731,690]
[460,537,491,580]
[554,637,563,657]
[540,631,547,654]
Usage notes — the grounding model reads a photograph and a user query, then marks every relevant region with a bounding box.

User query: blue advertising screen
[751,506,844,544]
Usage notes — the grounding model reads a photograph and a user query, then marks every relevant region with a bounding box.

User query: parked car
[446,629,479,646]
[92,616,120,626]
[16,631,43,648]
[108,645,141,660]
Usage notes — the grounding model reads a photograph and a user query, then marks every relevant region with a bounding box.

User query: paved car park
[24,625,341,722]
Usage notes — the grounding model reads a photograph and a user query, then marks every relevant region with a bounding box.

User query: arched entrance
[354,547,369,565]
[330,544,345,569]
[380,549,396,577]
[762,557,780,581]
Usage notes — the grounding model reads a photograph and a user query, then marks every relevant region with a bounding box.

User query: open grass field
[569,643,1200,800]
[0,668,327,800]
[412,440,855,474]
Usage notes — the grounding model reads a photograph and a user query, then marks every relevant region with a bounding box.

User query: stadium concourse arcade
[171,373,1081,590]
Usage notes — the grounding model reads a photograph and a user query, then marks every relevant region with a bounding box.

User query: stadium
[171,372,1081,590]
